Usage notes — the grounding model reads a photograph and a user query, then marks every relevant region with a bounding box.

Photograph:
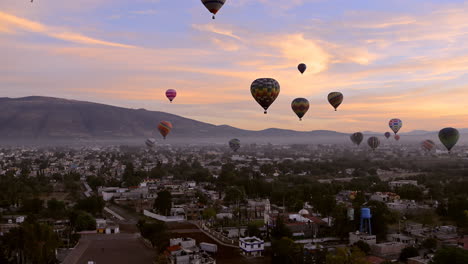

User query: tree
[70,210,96,231]
[75,196,105,216]
[399,246,419,262]
[154,190,172,216]
[137,219,169,252]
[396,185,424,201]
[46,198,66,218]
[431,247,468,264]
[3,222,60,264]
[247,222,262,238]
[367,200,396,241]
[23,222,60,264]
[332,204,354,240]
[271,237,303,264]
[21,198,44,215]
[422,238,437,250]
[271,217,292,239]
[314,194,336,222]
[202,208,216,220]
[326,247,370,264]
[223,186,246,205]
[354,240,371,255]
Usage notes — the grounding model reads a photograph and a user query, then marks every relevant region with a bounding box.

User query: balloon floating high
[439,127,459,153]
[291,98,309,121]
[328,92,343,111]
[394,135,400,141]
[350,132,364,146]
[421,140,435,152]
[166,89,177,103]
[158,121,173,140]
[368,136,380,151]
[145,138,156,148]
[250,78,280,114]
[229,138,240,152]
[389,119,402,134]
[201,0,226,19]
[297,63,307,74]
[384,132,391,139]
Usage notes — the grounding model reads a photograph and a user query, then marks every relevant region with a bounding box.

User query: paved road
[62,233,155,264]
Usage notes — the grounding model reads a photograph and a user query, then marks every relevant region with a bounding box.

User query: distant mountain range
[0,96,465,144]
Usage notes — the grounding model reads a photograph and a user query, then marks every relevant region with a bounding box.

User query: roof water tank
[361,208,371,219]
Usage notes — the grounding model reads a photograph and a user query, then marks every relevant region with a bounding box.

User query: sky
[1,0,468,133]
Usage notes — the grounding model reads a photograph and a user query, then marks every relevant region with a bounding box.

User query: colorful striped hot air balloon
[368,136,380,151]
[297,63,307,74]
[201,0,226,19]
[229,138,240,152]
[166,89,177,103]
[158,121,173,140]
[328,92,343,111]
[291,98,310,121]
[384,132,391,139]
[250,78,280,114]
[421,140,435,152]
[439,127,460,153]
[350,132,364,146]
[389,119,402,134]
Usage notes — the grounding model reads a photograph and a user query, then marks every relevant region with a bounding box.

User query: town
[0,142,467,264]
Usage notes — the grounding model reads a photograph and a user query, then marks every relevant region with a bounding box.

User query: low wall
[143,210,184,222]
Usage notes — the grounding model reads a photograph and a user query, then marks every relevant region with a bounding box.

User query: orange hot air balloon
[158,121,173,139]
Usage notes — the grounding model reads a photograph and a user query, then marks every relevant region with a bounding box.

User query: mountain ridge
[0,96,465,141]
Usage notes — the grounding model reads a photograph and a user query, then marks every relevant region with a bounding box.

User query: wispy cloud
[130,9,158,15]
[0,11,134,48]
[192,24,242,40]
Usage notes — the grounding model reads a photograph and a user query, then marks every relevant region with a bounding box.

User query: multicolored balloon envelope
[439,127,460,152]
[166,89,177,103]
[328,92,343,111]
[421,140,435,152]
[368,136,380,151]
[291,98,309,120]
[250,78,280,114]
[297,63,307,74]
[389,119,402,134]
[350,132,364,146]
[229,138,240,152]
[145,138,156,148]
[158,121,173,139]
[384,132,391,139]
[394,135,400,141]
[201,0,226,19]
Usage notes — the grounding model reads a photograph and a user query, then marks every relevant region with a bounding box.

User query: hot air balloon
[439,127,460,153]
[201,0,226,19]
[368,136,380,151]
[421,140,435,152]
[229,138,240,152]
[389,119,402,134]
[394,135,400,141]
[350,132,364,146]
[384,132,391,139]
[328,92,343,111]
[158,121,173,139]
[145,138,156,148]
[251,78,280,114]
[291,98,309,121]
[297,63,306,74]
[166,89,177,103]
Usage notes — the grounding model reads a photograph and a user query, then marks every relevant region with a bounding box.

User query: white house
[239,236,264,257]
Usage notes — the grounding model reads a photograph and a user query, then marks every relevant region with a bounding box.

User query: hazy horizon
[2,1,468,133]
